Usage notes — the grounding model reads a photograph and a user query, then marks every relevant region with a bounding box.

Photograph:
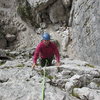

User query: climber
[32,32,60,68]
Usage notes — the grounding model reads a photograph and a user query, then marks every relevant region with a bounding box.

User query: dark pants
[40,57,54,67]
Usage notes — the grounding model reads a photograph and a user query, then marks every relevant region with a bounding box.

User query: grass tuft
[85,64,95,68]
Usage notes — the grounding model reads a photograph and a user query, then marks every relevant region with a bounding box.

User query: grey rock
[49,0,66,24]
[68,0,100,65]
[5,34,16,42]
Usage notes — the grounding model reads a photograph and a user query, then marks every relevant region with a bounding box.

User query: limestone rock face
[27,0,56,11]
[68,0,100,65]
[0,0,100,66]
[5,34,16,42]
[0,0,71,50]
[0,0,100,100]
[49,0,67,24]
[0,50,100,100]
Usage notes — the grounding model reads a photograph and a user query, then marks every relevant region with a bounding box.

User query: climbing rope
[42,60,48,100]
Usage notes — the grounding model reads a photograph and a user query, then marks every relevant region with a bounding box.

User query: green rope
[42,60,48,100]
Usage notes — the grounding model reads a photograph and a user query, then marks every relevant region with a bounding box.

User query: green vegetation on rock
[40,69,53,80]
[85,64,95,68]
[71,88,80,99]
[15,64,24,68]
[17,0,34,25]
[0,60,6,66]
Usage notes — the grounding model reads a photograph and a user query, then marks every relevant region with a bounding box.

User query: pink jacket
[33,41,60,64]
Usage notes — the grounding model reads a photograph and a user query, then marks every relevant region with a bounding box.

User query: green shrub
[0,60,6,66]
[85,64,95,68]
[16,64,24,68]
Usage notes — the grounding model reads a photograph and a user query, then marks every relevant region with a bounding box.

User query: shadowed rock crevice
[0,78,9,83]
[0,56,11,60]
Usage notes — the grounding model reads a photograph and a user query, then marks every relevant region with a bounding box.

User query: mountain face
[0,0,100,100]
[0,49,100,100]
[0,0,100,65]
[69,0,100,66]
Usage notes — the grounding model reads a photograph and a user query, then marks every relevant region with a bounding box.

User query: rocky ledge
[0,49,100,100]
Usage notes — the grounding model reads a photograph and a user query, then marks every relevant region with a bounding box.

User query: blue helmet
[42,33,50,40]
